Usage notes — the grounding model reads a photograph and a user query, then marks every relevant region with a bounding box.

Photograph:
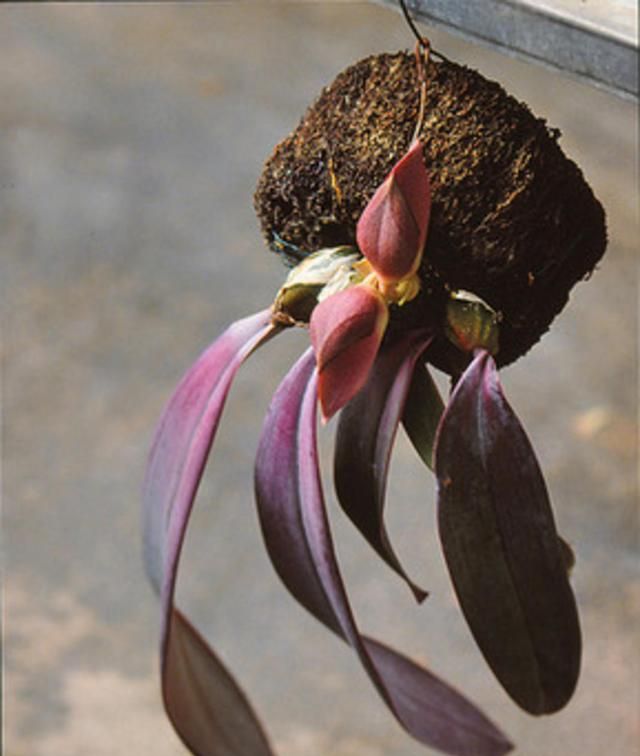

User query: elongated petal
[402,359,445,471]
[143,309,278,756]
[255,351,513,756]
[434,351,581,715]
[334,332,434,602]
[310,284,388,420]
[164,610,272,756]
[356,140,431,282]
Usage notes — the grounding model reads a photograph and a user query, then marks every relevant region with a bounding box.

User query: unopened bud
[445,290,500,355]
[273,246,360,324]
[356,140,431,284]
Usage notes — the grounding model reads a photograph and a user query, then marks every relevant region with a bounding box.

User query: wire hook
[398,0,450,62]
[399,0,428,52]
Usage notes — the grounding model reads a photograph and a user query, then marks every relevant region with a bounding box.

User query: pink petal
[310,285,388,420]
[356,140,431,283]
[142,309,278,755]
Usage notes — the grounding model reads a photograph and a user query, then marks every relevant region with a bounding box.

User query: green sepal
[402,361,445,471]
[445,290,500,355]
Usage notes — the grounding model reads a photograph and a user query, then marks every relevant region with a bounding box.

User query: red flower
[356,139,431,284]
[310,284,388,420]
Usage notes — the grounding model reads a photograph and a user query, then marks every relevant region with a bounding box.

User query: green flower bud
[445,290,501,355]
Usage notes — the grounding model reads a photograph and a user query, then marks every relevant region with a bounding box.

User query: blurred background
[2,3,637,755]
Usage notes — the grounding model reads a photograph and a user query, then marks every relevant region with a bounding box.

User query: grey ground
[2,3,638,756]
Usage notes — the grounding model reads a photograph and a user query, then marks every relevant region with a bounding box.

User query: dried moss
[254,52,607,368]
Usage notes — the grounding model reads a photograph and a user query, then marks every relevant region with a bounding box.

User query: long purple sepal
[334,332,434,602]
[255,350,513,756]
[434,350,581,715]
[143,309,277,756]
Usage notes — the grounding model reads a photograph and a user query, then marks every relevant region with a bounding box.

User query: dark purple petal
[164,610,272,756]
[402,359,445,471]
[255,350,513,756]
[334,333,435,601]
[143,309,278,756]
[434,350,581,715]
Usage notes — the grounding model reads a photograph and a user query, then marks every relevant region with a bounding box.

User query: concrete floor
[2,3,638,756]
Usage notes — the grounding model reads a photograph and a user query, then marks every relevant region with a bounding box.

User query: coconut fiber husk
[254,52,607,369]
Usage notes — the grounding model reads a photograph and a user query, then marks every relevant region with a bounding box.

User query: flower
[356,138,431,286]
[143,142,580,756]
[310,139,430,420]
[310,283,389,421]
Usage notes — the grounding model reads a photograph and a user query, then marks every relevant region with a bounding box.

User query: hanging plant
[143,7,606,755]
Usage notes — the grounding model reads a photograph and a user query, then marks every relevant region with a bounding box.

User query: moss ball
[254,52,606,369]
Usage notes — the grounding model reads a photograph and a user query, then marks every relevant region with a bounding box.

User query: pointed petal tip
[495,735,515,756]
[413,586,429,604]
[396,138,425,171]
[318,396,335,424]
[356,140,431,283]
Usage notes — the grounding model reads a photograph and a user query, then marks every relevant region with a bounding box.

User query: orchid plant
[143,140,580,755]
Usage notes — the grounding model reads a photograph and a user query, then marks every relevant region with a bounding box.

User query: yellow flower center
[354,259,421,307]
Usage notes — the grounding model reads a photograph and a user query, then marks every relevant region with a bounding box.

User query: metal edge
[379,0,639,99]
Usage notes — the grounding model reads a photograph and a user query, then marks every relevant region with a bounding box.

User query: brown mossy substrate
[254,52,606,369]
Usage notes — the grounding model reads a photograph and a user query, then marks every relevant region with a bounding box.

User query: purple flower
[143,143,580,755]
